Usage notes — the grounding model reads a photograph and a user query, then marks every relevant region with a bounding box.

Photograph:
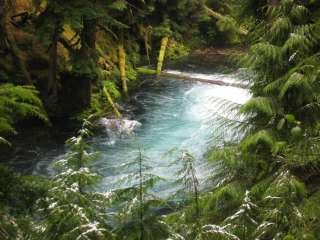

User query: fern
[241,130,276,152]
[283,33,313,53]
[290,4,310,22]
[0,84,48,144]
[269,17,292,43]
[251,43,281,64]
[279,72,312,98]
[240,97,276,117]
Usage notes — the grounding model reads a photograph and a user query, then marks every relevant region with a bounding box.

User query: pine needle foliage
[38,117,114,240]
[175,151,200,219]
[109,149,170,240]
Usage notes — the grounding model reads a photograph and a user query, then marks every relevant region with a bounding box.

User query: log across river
[4,70,250,197]
[161,70,248,88]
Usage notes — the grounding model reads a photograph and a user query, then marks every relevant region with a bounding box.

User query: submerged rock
[97,118,142,136]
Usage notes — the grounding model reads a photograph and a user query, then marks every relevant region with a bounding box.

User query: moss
[136,67,157,75]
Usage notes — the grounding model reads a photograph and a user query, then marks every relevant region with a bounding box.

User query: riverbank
[0,65,249,177]
[0,48,242,157]
[0,65,253,239]
[166,47,246,72]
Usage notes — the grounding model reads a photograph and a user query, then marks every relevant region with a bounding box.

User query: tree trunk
[156,36,169,75]
[78,17,97,107]
[118,42,128,97]
[144,35,151,65]
[103,86,122,119]
[48,19,59,102]
[1,0,32,84]
[139,25,151,65]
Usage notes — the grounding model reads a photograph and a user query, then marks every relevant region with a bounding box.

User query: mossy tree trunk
[118,41,128,97]
[103,86,122,119]
[156,36,169,75]
[0,0,32,85]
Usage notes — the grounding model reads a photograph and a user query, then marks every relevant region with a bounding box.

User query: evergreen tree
[111,149,170,239]
[176,151,200,219]
[38,118,114,239]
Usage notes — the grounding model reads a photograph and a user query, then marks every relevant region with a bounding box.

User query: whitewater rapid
[23,70,250,197]
[92,71,250,196]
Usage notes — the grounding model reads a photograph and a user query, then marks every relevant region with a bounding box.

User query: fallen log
[160,72,247,89]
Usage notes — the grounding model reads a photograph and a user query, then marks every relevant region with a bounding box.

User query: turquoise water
[19,71,249,197]
[90,73,250,196]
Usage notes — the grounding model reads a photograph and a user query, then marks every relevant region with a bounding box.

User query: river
[3,70,250,197]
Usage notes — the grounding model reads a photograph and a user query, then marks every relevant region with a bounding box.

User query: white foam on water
[94,71,252,196]
[97,118,142,145]
[31,70,252,198]
[98,118,142,135]
[165,69,248,85]
[185,82,250,122]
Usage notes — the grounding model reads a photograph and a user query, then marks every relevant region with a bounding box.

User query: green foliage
[110,150,171,239]
[206,184,243,218]
[3,0,320,239]
[241,130,276,152]
[175,151,200,219]
[0,208,23,240]
[0,84,48,144]
[201,1,320,239]
[240,97,276,117]
[196,224,240,240]
[166,41,191,61]
[0,165,51,239]
[38,118,113,239]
